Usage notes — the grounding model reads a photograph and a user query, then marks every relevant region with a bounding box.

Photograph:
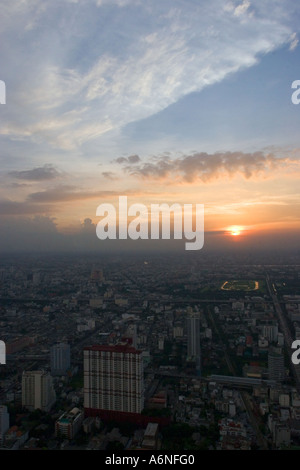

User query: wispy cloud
[101,171,118,180]
[0,0,297,151]
[234,0,252,17]
[27,186,121,203]
[9,164,61,181]
[26,186,155,204]
[0,199,51,215]
[289,32,299,51]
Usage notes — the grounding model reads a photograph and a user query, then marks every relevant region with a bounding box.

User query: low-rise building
[55,407,84,440]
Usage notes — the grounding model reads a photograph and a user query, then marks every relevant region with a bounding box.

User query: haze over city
[3,1,300,455]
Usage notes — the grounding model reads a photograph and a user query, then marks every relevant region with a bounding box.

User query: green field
[221,280,259,291]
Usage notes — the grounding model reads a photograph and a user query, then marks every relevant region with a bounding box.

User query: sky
[1,0,300,253]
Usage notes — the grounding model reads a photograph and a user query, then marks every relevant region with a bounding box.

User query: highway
[0,297,273,305]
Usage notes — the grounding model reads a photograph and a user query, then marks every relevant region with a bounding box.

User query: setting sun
[227,226,244,237]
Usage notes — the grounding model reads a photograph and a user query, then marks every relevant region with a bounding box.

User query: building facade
[268,350,285,382]
[0,406,9,440]
[55,407,84,440]
[187,309,201,374]
[84,343,144,416]
[22,370,56,412]
[50,342,71,376]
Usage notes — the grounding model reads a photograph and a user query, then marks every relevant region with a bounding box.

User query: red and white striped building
[83,343,144,416]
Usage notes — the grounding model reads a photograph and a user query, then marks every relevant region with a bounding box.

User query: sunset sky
[1,0,300,252]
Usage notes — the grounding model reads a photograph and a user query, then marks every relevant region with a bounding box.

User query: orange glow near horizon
[227,226,244,237]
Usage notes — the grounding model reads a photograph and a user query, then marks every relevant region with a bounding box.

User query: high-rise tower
[22,370,56,412]
[187,309,201,375]
[84,342,144,417]
[268,349,285,382]
[50,342,71,376]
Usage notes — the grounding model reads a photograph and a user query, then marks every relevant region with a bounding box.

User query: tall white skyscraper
[50,342,71,376]
[125,324,137,348]
[187,309,201,375]
[268,349,285,382]
[0,406,9,439]
[22,370,56,412]
[84,342,144,416]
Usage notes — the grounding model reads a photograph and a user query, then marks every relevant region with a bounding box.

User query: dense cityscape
[1,250,300,451]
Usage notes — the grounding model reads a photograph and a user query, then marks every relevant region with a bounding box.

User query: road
[240,391,268,450]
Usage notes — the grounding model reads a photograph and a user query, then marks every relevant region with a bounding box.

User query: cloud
[0,0,297,152]
[233,0,251,17]
[125,151,298,183]
[128,154,141,164]
[0,199,52,215]
[26,186,156,204]
[114,157,127,164]
[95,0,141,6]
[114,154,141,165]
[27,186,122,203]
[8,182,30,188]
[9,164,61,181]
[0,186,162,215]
[101,171,118,180]
[289,32,299,51]
[0,215,66,252]
[80,217,95,232]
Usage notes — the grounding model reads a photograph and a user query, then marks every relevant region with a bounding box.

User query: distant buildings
[268,414,291,447]
[90,269,104,282]
[55,407,84,440]
[50,342,71,376]
[83,342,144,416]
[22,370,56,412]
[218,418,251,450]
[262,323,278,343]
[0,406,9,440]
[187,309,201,375]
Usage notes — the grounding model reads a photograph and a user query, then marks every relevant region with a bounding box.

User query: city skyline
[1,252,300,450]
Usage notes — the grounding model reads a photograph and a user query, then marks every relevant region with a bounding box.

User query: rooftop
[84,343,142,355]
